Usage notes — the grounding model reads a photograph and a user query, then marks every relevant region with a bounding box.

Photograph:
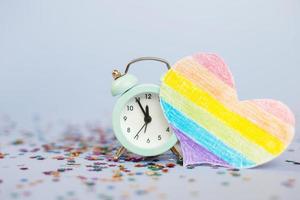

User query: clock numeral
[127,127,130,133]
[135,97,140,101]
[146,138,150,143]
[123,116,127,121]
[158,135,162,140]
[127,105,134,111]
[166,127,170,132]
[145,93,152,99]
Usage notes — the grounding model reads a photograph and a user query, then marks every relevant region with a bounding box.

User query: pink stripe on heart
[251,99,295,126]
[192,53,235,88]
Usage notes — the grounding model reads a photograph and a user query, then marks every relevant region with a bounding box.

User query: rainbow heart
[160,53,295,168]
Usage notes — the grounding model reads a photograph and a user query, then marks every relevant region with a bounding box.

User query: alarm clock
[111,57,180,160]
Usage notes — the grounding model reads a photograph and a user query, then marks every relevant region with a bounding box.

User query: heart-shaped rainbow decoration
[160,53,295,168]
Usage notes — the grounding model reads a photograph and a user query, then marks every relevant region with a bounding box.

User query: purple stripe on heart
[172,126,230,167]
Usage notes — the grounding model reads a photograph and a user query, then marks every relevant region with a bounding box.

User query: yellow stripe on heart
[163,70,285,155]
[160,84,274,163]
[172,58,294,144]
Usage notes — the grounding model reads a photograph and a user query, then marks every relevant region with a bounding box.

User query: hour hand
[135,97,147,116]
[144,106,151,133]
[145,105,151,123]
[145,105,149,117]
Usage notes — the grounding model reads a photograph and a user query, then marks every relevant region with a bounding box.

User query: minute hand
[134,123,146,139]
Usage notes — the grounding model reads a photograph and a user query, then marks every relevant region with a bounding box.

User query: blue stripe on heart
[161,99,255,168]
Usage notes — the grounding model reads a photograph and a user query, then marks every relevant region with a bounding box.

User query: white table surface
[0,118,299,200]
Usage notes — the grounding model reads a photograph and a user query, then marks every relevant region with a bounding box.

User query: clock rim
[112,84,177,156]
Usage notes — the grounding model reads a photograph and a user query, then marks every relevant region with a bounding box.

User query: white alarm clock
[111,57,181,160]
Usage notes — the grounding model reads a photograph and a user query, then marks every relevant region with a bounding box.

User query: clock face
[120,92,172,150]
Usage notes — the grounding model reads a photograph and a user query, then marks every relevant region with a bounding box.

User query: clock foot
[170,145,183,164]
[113,146,126,161]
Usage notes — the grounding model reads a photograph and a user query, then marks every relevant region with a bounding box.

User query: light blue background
[0,0,299,127]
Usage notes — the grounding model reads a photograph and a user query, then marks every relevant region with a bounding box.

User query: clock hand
[145,105,152,122]
[135,97,152,125]
[134,123,146,139]
[135,97,147,116]
[144,123,148,133]
[145,105,150,116]
[144,105,151,133]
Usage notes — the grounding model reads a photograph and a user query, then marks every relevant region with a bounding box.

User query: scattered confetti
[0,152,7,159]
[221,181,230,186]
[281,178,296,188]
[285,160,300,165]
[0,116,299,200]
[166,163,176,168]
[12,139,24,145]
[186,165,195,169]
